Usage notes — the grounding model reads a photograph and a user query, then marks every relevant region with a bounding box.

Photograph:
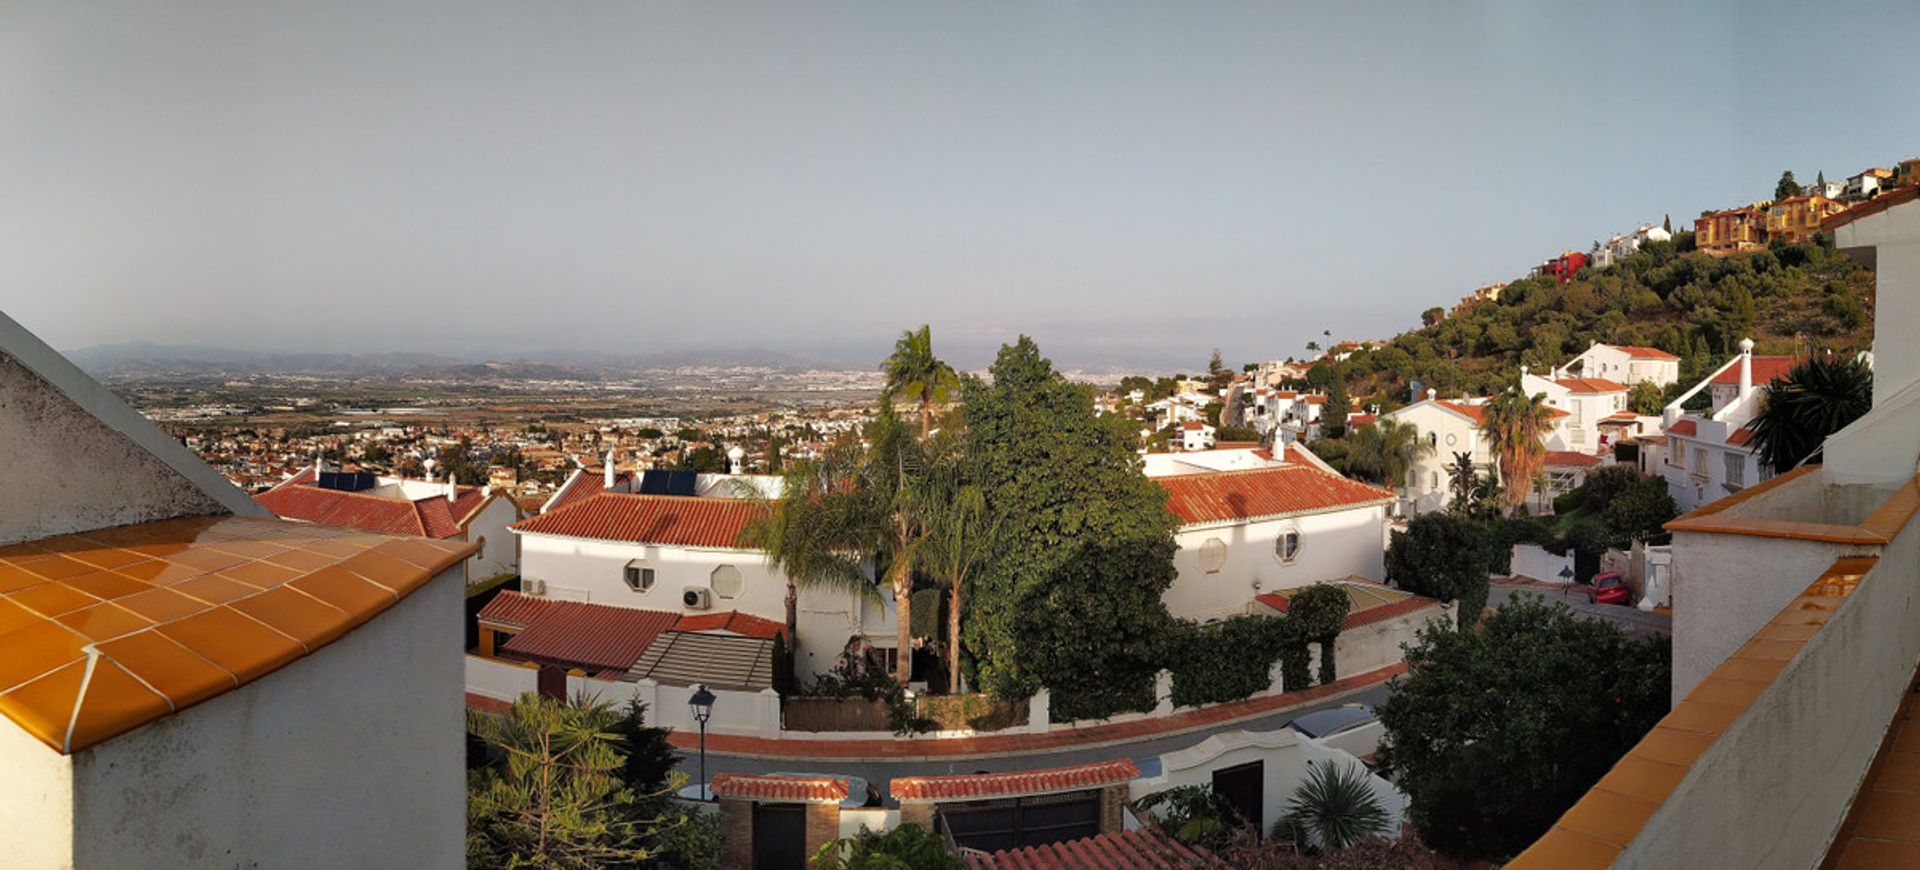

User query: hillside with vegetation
[1312,233,1875,410]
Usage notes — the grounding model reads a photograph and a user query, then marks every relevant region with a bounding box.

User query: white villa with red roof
[1520,366,1630,455]
[1658,339,1793,512]
[256,465,525,581]
[1153,447,1396,622]
[1564,341,1682,388]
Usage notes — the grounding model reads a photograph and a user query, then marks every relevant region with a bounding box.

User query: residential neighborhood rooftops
[1256,577,1442,630]
[256,468,496,539]
[477,591,679,677]
[1544,451,1605,467]
[892,759,1140,801]
[962,828,1223,869]
[510,492,763,549]
[1157,465,1395,526]
[0,515,474,753]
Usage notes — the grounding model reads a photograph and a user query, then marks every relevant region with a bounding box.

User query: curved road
[671,682,1391,804]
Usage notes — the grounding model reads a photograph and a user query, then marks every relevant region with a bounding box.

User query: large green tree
[1376,597,1671,861]
[1775,170,1800,201]
[882,324,961,438]
[913,433,996,694]
[1478,388,1557,515]
[1744,353,1873,474]
[1341,418,1432,490]
[1385,512,1492,625]
[962,337,1180,719]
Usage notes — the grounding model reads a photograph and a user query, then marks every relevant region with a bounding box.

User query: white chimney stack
[1426,388,1437,402]
[604,450,616,490]
[727,445,746,475]
[1737,337,1755,399]
[446,472,457,502]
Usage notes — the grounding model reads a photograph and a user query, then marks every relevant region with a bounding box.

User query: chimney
[604,450,616,490]
[446,472,457,502]
[1737,338,1755,400]
[1426,388,1437,402]
[727,446,746,475]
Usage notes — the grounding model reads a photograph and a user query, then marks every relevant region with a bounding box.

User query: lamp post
[689,684,716,800]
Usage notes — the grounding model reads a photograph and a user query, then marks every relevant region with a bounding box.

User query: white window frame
[623,559,655,592]
[1275,526,1302,565]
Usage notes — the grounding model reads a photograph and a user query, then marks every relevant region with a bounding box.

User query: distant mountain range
[63,341,836,379]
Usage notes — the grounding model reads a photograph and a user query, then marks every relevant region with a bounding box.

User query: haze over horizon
[5,1,1919,371]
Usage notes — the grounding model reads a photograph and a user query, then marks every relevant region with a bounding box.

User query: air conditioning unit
[523,578,546,596]
[682,587,711,610]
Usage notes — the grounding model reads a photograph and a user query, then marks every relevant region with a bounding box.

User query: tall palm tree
[882,325,961,438]
[865,398,932,685]
[1744,353,1873,474]
[1445,450,1480,515]
[913,434,996,693]
[735,439,883,657]
[1478,388,1557,516]
[1342,419,1432,490]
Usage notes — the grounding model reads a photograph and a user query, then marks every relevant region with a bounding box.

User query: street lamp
[689,684,716,800]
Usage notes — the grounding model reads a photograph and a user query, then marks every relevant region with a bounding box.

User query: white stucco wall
[0,718,75,869]
[1669,529,1860,700]
[60,565,465,869]
[1131,729,1407,837]
[1837,196,1918,409]
[1167,507,1386,622]
[1382,402,1486,515]
[466,495,522,580]
[1330,602,1452,679]
[517,532,895,677]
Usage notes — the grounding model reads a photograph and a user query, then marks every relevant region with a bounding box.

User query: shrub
[1288,584,1351,685]
[1386,513,1493,626]
[1168,615,1291,707]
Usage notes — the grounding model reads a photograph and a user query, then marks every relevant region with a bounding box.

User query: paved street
[1488,582,1672,636]
[672,682,1393,803]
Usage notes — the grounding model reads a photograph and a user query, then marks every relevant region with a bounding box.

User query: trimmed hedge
[1168,615,1291,707]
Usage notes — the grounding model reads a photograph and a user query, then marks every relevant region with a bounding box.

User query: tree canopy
[1376,596,1670,861]
[1385,512,1492,624]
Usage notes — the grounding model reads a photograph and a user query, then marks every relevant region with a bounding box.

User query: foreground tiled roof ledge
[1664,466,1920,545]
[1513,541,1919,868]
[891,759,1139,801]
[0,516,476,753]
[710,772,850,803]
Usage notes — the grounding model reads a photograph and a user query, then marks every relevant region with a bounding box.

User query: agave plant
[1743,353,1873,475]
[1274,758,1390,854]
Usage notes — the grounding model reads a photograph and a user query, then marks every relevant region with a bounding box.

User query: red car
[1589,572,1630,606]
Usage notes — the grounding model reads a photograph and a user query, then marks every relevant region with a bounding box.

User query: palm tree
[1342,419,1432,490]
[1744,353,1873,474]
[735,439,883,658]
[1273,759,1390,854]
[1478,388,1557,516]
[1444,450,1480,515]
[913,434,996,693]
[882,325,961,438]
[866,397,933,685]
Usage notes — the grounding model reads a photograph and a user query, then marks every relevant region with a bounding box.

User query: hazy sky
[4,1,1918,370]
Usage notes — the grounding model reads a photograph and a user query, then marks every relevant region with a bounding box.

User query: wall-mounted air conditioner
[523,578,545,596]
[682,587,711,610]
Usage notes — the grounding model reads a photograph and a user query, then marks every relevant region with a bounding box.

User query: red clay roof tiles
[892,759,1139,801]
[1157,466,1394,526]
[478,591,679,675]
[964,827,1224,869]
[674,610,786,640]
[710,773,850,803]
[1616,345,1681,360]
[511,493,764,549]
[1710,356,1795,386]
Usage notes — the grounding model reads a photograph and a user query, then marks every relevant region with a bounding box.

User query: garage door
[939,790,1102,853]
[752,803,807,870]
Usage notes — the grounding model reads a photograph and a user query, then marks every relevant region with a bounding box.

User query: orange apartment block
[1764,194,1849,244]
[1694,204,1767,255]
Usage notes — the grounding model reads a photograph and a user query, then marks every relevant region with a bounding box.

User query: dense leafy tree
[1321,376,1352,439]
[1603,477,1678,547]
[1745,353,1874,474]
[1287,583,1352,684]
[882,324,961,438]
[1274,759,1391,854]
[1479,388,1557,515]
[1385,513,1492,625]
[1421,306,1446,327]
[1341,418,1431,490]
[912,433,996,693]
[1376,597,1671,860]
[1138,784,1244,850]
[1627,381,1665,415]
[1573,464,1640,513]
[1775,170,1800,201]
[962,337,1179,718]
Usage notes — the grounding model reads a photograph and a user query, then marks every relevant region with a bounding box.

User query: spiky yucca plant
[1274,759,1391,854]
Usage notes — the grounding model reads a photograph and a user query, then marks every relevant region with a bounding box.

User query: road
[671,682,1394,803]
[1488,582,1672,636]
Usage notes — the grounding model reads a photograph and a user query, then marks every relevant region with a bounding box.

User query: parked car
[1589,572,1630,606]
[1284,704,1377,740]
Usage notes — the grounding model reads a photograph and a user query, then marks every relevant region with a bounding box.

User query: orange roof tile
[1545,451,1605,468]
[1555,377,1629,394]
[255,481,494,540]
[964,828,1224,868]
[1256,586,1442,631]
[0,516,473,754]
[477,591,678,675]
[1727,428,1756,447]
[1615,345,1680,361]
[1667,419,1699,437]
[511,493,764,549]
[674,610,786,640]
[1157,465,1394,525]
[1436,400,1485,423]
[710,773,850,803]
[1709,356,1795,386]
[1824,184,1919,231]
[892,759,1139,801]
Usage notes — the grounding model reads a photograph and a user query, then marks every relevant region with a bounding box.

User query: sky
[3,1,1918,371]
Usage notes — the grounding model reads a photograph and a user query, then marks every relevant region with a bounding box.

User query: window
[1724,452,1746,489]
[710,564,744,599]
[1199,538,1228,574]
[1427,432,1437,448]
[1276,529,1301,564]
[1693,447,1709,474]
[623,560,654,592]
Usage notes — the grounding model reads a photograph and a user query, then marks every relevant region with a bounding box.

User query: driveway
[1488,581,1672,637]
[671,682,1394,804]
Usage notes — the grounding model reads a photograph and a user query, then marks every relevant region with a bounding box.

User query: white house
[1658,340,1794,513]
[1178,420,1217,452]
[0,309,469,869]
[1131,728,1408,841]
[1379,394,1494,515]
[1156,459,1394,623]
[1520,367,1629,455]
[257,464,525,581]
[509,489,896,679]
[1564,342,1682,389]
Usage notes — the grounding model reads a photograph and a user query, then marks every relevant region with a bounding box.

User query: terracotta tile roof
[1256,579,1443,630]
[477,591,677,675]
[892,759,1139,801]
[710,773,849,803]
[0,516,474,754]
[674,610,786,640]
[964,827,1224,869]
[1436,400,1485,423]
[1347,413,1377,427]
[1616,345,1681,360]
[1545,451,1605,468]
[1709,356,1795,386]
[1727,428,1756,447]
[255,481,494,540]
[544,468,631,514]
[1667,419,1699,437]
[1555,377,1629,394]
[511,493,764,549]
[1157,466,1394,525]
[1180,421,1206,430]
